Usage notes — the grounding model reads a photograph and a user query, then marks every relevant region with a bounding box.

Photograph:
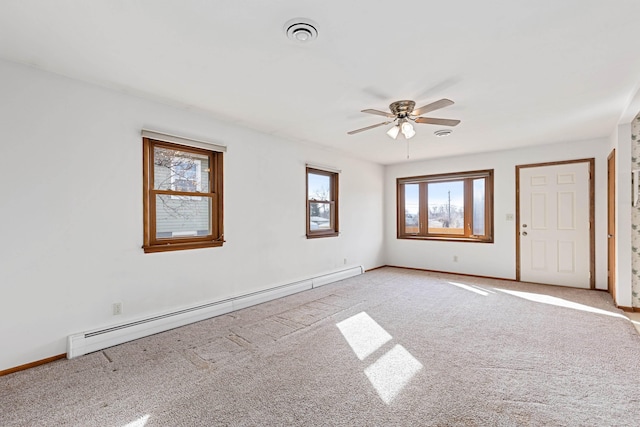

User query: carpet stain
[270,316,305,330]
[183,349,212,370]
[226,333,251,348]
[310,294,356,309]
[275,304,333,326]
[229,326,274,348]
[243,318,300,339]
[191,335,249,365]
[232,296,355,347]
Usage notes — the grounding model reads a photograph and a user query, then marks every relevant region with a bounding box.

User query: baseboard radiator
[67,265,363,359]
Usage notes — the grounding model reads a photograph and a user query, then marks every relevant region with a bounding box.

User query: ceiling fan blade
[347,121,392,135]
[361,109,396,118]
[412,98,454,116]
[414,117,461,127]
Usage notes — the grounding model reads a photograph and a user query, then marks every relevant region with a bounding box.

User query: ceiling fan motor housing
[390,100,416,117]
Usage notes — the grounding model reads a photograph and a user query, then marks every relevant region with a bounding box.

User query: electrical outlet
[453,255,458,262]
[506,213,515,221]
[113,302,123,315]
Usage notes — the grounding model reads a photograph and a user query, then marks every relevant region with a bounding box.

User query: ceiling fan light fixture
[387,125,400,139]
[401,121,416,139]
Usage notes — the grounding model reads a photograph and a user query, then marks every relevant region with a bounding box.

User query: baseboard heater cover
[312,266,362,287]
[67,265,363,359]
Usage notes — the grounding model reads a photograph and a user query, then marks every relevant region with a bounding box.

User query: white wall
[384,139,610,286]
[0,60,385,371]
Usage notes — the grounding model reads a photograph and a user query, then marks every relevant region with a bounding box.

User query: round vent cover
[284,18,318,42]
[434,129,453,137]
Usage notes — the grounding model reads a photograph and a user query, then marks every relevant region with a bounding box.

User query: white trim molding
[142,129,227,152]
[306,163,341,174]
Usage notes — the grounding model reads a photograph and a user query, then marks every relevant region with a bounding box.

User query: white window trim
[305,162,341,174]
[142,129,227,153]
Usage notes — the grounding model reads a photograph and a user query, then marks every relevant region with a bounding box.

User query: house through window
[143,135,224,252]
[397,169,493,242]
[170,157,201,193]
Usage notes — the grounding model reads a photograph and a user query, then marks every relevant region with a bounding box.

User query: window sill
[306,231,339,239]
[143,240,224,253]
[397,235,493,243]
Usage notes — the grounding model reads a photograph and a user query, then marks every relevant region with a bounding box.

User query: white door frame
[515,158,595,289]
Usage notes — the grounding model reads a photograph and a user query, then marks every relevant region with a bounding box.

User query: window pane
[154,147,210,193]
[404,184,420,233]
[427,181,464,235]
[473,178,485,235]
[309,202,332,230]
[155,195,212,238]
[308,173,331,201]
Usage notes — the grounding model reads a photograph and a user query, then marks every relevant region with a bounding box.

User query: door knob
[607,234,613,238]
[522,231,528,236]
[522,224,527,228]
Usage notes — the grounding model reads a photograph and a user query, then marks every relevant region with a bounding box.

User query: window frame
[306,167,339,239]
[396,169,493,242]
[143,137,224,253]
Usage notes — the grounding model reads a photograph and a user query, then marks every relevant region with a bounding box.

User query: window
[306,167,339,238]
[397,169,493,242]
[143,137,223,253]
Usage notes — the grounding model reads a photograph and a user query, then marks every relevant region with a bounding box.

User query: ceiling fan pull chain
[406,139,410,160]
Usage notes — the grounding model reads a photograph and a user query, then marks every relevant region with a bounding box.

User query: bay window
[397,169,493,242]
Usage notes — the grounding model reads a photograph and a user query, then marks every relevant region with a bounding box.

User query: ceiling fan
[347,98,460,139]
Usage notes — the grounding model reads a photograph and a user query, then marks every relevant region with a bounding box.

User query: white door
[518,161,591,288]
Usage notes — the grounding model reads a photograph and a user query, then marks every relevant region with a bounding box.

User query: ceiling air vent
[284,19,318,42]
[434,129,453,137]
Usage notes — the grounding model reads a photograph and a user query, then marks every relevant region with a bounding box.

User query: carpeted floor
[2,267,639,426]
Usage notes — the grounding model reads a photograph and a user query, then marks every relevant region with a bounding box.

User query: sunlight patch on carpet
[364,345,423,404]
[472,285,495,294]
[494,289,627,319]
[336,312,392,360]
[337,312,423,404]
[122,414,150,427]
[448,281,489,296]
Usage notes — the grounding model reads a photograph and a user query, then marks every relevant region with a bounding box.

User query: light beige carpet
[2,267,639,426]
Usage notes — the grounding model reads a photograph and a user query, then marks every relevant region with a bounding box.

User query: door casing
[607,150,616,301]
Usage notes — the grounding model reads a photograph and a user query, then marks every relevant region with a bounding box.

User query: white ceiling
[1,1,640,164]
